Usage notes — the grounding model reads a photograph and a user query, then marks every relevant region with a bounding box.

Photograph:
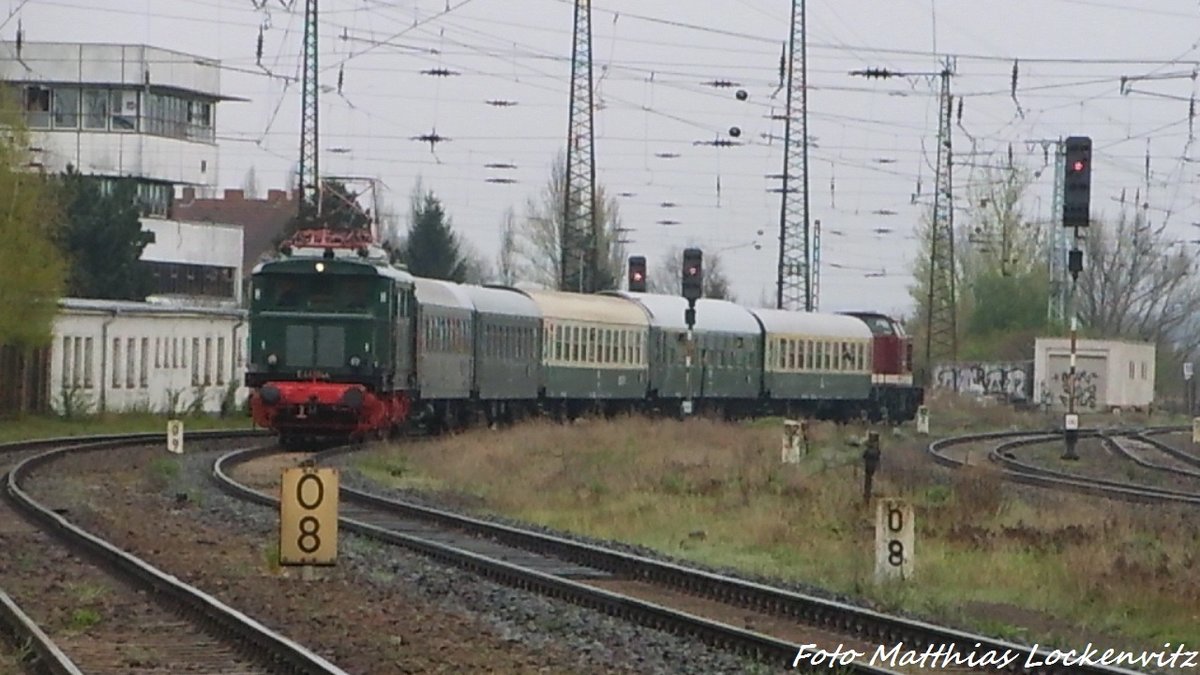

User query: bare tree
[518,153,626,290]
[1077,206,1200,353]
[646,244,736,301]
[241,166,260,199]
[495,207,520,285]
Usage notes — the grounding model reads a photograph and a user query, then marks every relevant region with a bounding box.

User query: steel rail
[0,590,84,675]
[5,431,348,675]
[216,445,1146,675]
[928,427,1200,506]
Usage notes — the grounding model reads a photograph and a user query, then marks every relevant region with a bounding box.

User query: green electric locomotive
[245,229,417,444]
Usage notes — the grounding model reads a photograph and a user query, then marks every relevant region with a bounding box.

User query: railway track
[215,444,1146,675]
[1,431,348,675]
[929,426,1200,506]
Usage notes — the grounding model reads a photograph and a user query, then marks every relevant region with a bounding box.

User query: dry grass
[355,397,1200,648]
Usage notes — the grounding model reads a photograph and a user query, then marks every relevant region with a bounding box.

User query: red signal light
[632,272,644,281]
[1072,160,1086,172]
[685,266,698,276]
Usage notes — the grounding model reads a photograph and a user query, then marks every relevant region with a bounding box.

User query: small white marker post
[916,405,930,435]
[1192,417,1200,445]
[781,420,803,464]
[166,420,184,455]
[874,498,914,583]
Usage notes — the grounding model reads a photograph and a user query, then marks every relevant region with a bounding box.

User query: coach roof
[748,307,873,340]
[462,285,541,319]
[607,292,759,333]
[520,289,649,326]
[413,277,475,312]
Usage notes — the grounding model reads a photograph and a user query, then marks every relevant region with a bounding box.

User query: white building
[1033,338,1156,412]
[0,41,246,305]
[51,298,248,415]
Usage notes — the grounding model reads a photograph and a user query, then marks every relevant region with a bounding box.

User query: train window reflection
[263,275,376,311]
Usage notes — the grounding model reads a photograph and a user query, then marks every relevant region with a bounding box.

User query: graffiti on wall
[933,362,1032,401]
[1041,369,1100,410]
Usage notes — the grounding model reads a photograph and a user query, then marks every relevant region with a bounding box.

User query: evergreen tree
[0,88,65,347]
[57,167,153,301]
[279,179,372,239]
[395,187,469,282]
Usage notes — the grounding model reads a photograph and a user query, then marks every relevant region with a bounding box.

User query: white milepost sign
[781,420,803,464]
[1064,413,1079,431]
[1185,362,1194,381]
[1192,417,1200,445]
[280,467,339,566]
[874,498,914,583]
[916,405,930,435]
[166,420,184,454]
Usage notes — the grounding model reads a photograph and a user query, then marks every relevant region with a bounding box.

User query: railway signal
[1062,136,1091,228]
[681,248,703,303]
[628,255,647,293]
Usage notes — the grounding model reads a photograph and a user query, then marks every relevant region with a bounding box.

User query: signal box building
[0,41,246,305]
[1033,338,1155,412]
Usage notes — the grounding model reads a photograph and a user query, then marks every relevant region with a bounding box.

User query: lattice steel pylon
[776,0,813,311]
[562,0,598,293]
[297,0,321,227]
[1047,141,1067,324]
[924,65,957,384]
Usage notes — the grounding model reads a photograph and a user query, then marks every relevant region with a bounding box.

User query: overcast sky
[16,0,1200,315]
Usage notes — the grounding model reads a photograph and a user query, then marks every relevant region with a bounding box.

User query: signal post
[1061,136,1091,460]
[681,248,704,416]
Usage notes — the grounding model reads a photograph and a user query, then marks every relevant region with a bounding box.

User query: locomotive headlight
[267,353,278,366]
[349,355,362,368]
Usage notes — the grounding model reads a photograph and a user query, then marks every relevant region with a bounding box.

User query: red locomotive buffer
[250,380,411,440]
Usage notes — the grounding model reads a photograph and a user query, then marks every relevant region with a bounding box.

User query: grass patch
[0,412,255,445]
[354,397,1200,650]
[144,458,181,491]
[67,608,101,631]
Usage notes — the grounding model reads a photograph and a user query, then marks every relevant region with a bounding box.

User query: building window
[126,338,136,389]
[83,89,110,130]
[217,337,226,386]
[83,338,94,389]
[61,337,73,388]
[52,88,80,129]
[140,337,149,388]
[204,337,212,385]
[143,260,235,299]
[191,338,200,385]
[110,90,137,131]
[24,86,50,128]
[112,338,122,388]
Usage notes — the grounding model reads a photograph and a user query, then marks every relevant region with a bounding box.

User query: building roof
[59,297,246,319]
[172,188,296,276]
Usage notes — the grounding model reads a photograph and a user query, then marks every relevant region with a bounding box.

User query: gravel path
[27,441,760,674]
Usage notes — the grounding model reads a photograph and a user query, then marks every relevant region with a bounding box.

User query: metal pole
[1063,226,1081,460]
[684,326,694,416]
